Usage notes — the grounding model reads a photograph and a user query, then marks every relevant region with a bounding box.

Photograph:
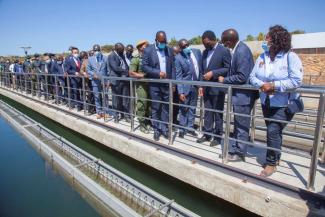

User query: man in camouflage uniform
[129,40,151,133]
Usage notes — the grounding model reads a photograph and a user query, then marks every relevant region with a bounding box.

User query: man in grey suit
[87,44,109,119]
[219,29,258,162]
[175,39,203,138]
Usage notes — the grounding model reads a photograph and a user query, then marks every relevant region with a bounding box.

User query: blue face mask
[262,41,269,52]
[183,47,191,55]
[157,42,166,50]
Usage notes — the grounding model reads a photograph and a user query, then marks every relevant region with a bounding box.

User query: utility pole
[20,46,32,56]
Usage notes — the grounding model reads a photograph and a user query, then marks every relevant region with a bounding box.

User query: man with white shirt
[219,29,258,162]
[197,30,231,147]
[142,31,175,141]
[175,39,202,138]
[64,47,83,111]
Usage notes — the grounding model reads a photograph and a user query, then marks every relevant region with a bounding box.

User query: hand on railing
[159,71,167,79]
[198,87,204,97]
[179,94,186,102]
[203,71,213,81]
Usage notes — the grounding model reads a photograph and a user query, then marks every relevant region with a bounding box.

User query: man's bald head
[155,31,167,43]
[221,28,239,49]
[115,43,125,55]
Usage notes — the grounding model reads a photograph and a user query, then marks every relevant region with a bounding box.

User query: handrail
[0,71,324,191]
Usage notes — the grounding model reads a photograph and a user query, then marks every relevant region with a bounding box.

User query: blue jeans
[179,87,198,134]
[262,101,294,166]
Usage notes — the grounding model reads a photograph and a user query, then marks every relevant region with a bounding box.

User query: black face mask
[204,42,213,51]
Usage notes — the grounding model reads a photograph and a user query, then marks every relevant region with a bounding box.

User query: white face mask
[73,53,79,58]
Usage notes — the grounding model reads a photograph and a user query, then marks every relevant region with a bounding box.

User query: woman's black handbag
[287,95,304,114]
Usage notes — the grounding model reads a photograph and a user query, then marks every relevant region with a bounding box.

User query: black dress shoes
[196,135,211,143]
[154,131,161,141]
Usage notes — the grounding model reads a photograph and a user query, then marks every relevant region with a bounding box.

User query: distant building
[191,32,325,55]
[291,32,325,54]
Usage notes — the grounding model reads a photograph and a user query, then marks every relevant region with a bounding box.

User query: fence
[0,71,324,191]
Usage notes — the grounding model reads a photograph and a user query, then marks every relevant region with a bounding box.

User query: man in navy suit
[51,55,67,104]
[64,47,83,111]
[175,39,202,138]
[197,30,231,147]
[108,43,130,123]
[219,29,258,161]
[142,31,175,141]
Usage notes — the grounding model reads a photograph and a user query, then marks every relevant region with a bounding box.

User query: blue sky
[0,0,324,56]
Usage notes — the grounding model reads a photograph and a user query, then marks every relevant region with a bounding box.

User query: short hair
[155,30,166,39]
[71,47,79,51]
[222,29,239,43]
[126,44,133,49]
[202,30,216,41]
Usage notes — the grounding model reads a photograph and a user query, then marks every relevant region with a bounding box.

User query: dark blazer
[175,48,203,95]
[142,44,175,84]
[107,51,129,85]
[64,55,81,75]
[223,41,258,105]
[202,43,231,95]
[51,61,65,82]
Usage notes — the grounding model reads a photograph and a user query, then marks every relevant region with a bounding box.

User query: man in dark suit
[175,39,203,138]
[219,29,258,161]
[108,43,130,123]
[142,31,175,141]
[64,47,83,111]
[197,30,231,147]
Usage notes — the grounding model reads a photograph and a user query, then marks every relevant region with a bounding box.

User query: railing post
[45,74,49,100]
[199,95,204,133]
[24,73,27,93]
[307,93,325,190]
[129,79,135,132]
[250,100,258,143]
[168,80,173,145]
[82,76,86,115]
[36,73,40,99]
[101,77,107,122]
[67,75,71,109]
[54,75,59,104]
[222,86,232,164]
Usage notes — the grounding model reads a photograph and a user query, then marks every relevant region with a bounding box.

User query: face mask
[204,43,213,51]
[94,51,101,56]
[262,41,269,52]
[45,59,51,64]
[73,53,79,58]
[183,47,191,55]
[157,42,166,50]
[57,61,63,64]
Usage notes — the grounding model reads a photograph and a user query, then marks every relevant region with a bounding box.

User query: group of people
[0,25,303,177]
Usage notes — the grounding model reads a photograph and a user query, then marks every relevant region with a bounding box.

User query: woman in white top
[249,25,303,177]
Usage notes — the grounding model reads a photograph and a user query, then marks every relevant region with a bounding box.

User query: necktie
[188,56,197,81]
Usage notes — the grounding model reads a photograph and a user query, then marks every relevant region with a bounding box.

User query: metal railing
[0,100,199,217]
[1,71,325,191]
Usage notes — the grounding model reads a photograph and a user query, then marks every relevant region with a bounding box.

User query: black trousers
[203,92,225,140]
